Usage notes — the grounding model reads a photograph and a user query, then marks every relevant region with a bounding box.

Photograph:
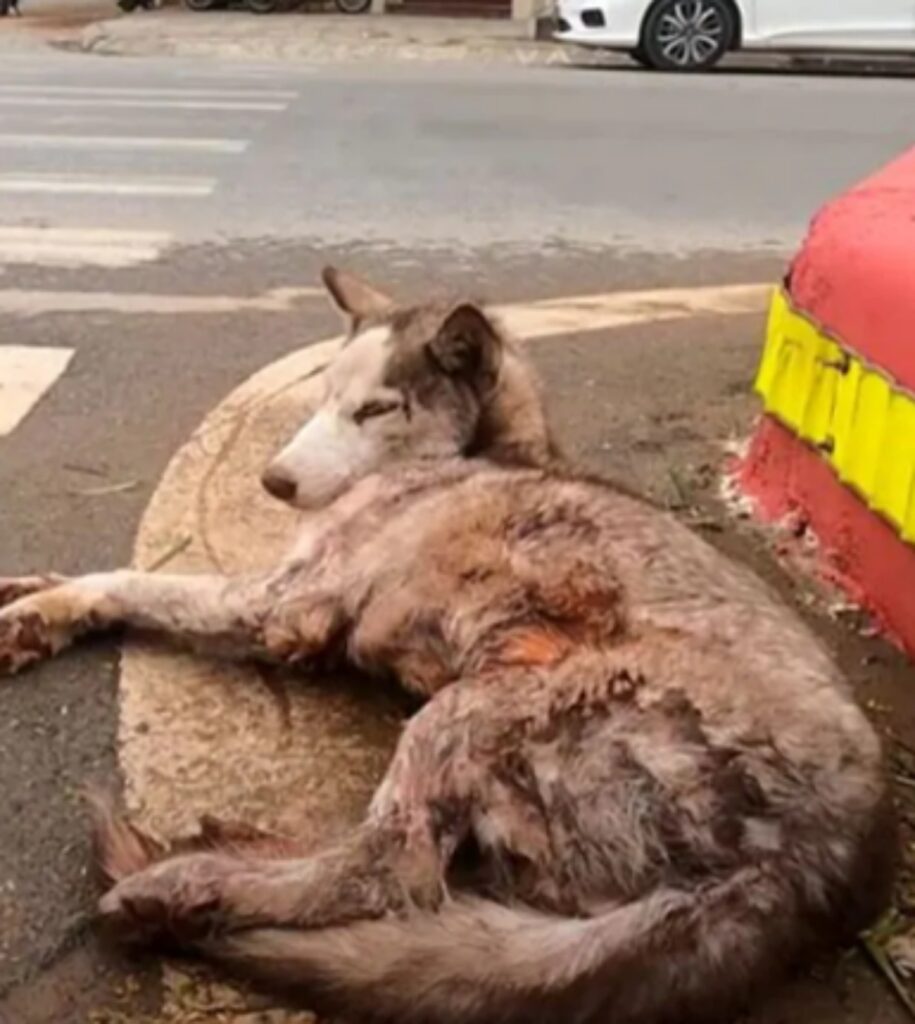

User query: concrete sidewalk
[76,10,592,65]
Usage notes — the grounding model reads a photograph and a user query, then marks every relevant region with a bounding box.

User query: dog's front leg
[0,574,65,607]
[0,570,343,677]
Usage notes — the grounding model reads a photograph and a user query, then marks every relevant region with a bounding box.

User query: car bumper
[552,1,638,47]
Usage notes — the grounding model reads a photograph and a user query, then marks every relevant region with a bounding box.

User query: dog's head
[262,267,539,510]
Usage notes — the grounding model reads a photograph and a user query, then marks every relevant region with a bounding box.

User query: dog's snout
[261,468,297,503]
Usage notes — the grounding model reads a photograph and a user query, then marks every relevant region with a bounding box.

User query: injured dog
[0,268,894,1024]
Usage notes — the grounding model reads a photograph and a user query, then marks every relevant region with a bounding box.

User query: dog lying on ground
[0,268,894,1024]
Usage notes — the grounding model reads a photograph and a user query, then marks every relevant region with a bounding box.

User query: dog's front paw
[0,604,63,676]
[0,575,65,609]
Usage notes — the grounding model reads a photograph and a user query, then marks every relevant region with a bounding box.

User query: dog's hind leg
[97,817,445,948]
[95,684,500,946]
[96,678,562,957]
[0,570,344,677]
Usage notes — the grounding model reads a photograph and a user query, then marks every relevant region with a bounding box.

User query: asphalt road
[0,45,913,1024]
[0,48,913,254]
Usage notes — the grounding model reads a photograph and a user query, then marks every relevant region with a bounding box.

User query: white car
[554,0,915,70]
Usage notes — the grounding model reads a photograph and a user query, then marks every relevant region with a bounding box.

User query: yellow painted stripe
[754,288,915,545]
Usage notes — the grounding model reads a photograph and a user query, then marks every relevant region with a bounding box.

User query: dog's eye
[353,399,401,425]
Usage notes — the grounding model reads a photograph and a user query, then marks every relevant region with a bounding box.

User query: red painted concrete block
[788,146,915,391]
[740,147,915,657]
[742,417,915,658]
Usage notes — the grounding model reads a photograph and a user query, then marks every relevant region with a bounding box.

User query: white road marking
[0,97,288,112]
[175,70,313,81]
[0,227,171,268]
[500,284,772,339]
[0,174,215,197]
[0,286,323,317]
[0,85,297,100]
[0,134,248,154]
[0,345,74,437]
[0,280,771,322]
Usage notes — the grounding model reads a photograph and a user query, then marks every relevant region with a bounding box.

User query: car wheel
[641,0,734,71]
[184,0,222,10]
[334,0,371,14]
[247,0,281,12]
[629,45,651,68]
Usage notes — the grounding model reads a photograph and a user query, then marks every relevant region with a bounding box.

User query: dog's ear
[426,303,503,395]
[321,267,394,332]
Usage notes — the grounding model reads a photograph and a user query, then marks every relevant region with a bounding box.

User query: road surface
[0,48,912,253]
[0,45,913,1024]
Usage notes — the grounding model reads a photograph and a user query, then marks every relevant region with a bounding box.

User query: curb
[74,13,600,64]
[738,147,915,657]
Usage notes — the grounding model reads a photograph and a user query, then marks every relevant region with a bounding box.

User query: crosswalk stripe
[0,345,74,437]
[0,174,216,197]
[0,97,288,112]
[0,134,248,154]
[172,64,314,77]
[0,285,324,316]
[175,70,314,81]
[0,243,165,268]
[0,227,171,243]
[0,227,171,268]
[0,85,298,100]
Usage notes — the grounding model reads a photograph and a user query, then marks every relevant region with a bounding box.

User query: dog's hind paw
[0,575,65,610]
[98,855,227,946]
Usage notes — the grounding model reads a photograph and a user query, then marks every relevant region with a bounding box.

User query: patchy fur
[2,268,894,1024]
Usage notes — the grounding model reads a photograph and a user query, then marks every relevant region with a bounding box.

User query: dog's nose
[261,468,297,503]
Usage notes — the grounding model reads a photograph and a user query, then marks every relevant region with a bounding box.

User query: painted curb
[739,148,915,657]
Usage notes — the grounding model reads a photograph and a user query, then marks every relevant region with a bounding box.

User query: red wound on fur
[493,625,572,667]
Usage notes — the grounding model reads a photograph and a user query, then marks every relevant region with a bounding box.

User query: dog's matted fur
[0,268,894,1024]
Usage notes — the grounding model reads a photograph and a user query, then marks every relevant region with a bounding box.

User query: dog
[0,268,894,1024]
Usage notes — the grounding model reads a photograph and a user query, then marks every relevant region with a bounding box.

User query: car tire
[184,0,222,11]
[629,45,651,68]
[333,0,371,13]
[640,0,734,71]
[247,0,281,12]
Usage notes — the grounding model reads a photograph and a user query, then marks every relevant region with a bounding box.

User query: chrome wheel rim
[656,1,725,66]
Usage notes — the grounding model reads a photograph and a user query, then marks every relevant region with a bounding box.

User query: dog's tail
[90,791,891,1024]
[199,858,853,1024]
